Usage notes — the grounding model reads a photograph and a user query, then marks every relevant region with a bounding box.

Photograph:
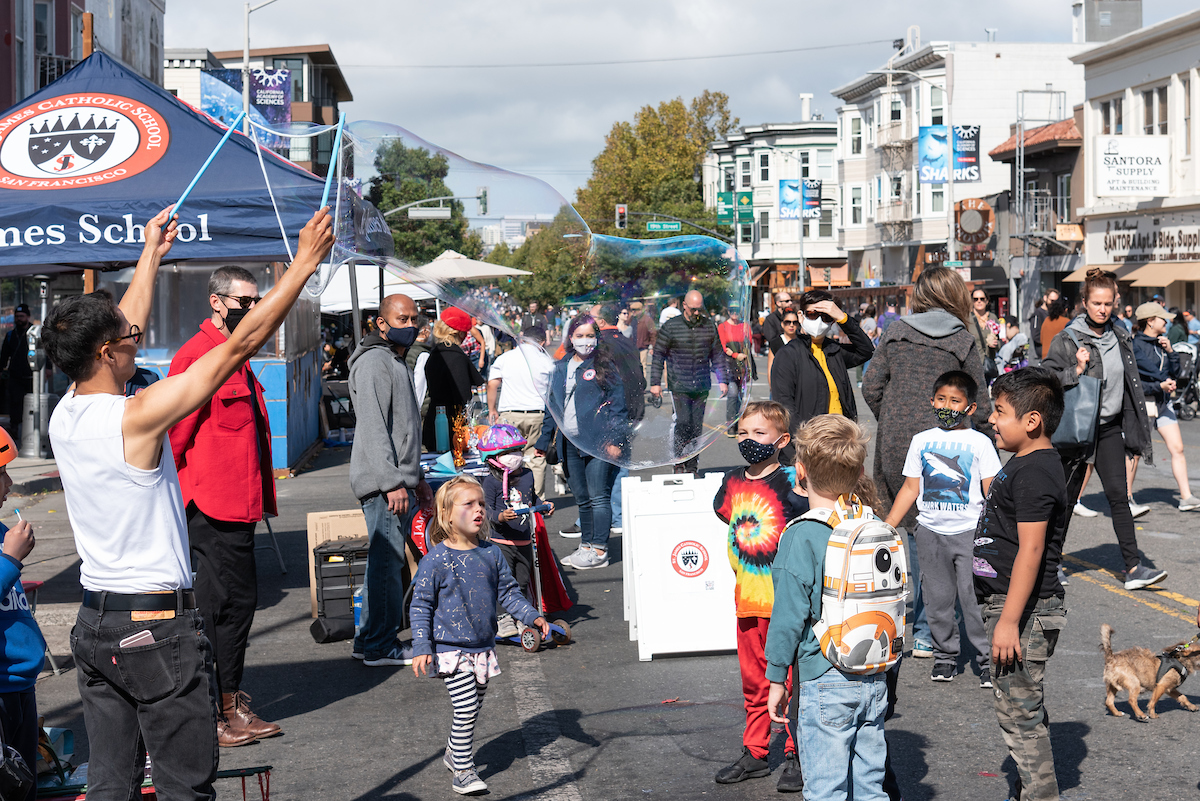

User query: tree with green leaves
[367,140,480,266]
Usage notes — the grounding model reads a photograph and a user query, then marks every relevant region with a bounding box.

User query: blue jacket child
[0,522,45,691]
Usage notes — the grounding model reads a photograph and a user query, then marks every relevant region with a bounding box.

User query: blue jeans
[907,530,931,647]
[792,667,889,801]
[355,490,418,659]
[563,440,618,551]
[610,467,630,527]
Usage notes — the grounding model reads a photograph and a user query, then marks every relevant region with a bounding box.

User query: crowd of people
[0,195,1197,801]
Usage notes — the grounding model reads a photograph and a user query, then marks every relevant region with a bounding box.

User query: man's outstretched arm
[119,207,178,333]
[122,209,333,469]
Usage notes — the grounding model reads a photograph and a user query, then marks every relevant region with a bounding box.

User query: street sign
[647,221,682,232]
[736,191,753,222]
[716,192,734,225]
[943,260,964,267]
[408,207,452,219]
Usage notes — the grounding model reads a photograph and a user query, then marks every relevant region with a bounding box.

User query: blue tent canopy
[0,53,323,269]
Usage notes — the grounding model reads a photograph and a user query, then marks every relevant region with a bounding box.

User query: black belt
[82,590,197,612]
[501,410,543,414]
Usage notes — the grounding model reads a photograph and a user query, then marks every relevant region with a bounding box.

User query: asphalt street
[20,380,1200,800]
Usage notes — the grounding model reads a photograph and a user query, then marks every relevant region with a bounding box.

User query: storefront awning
[1124,262,1200,287]
[1063,263,1144,283]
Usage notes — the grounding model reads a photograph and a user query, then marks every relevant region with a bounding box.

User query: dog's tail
[1100,624,1116,662]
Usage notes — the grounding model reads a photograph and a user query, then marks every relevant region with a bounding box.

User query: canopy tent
[319,263,435,313]
[412,249,532,281]
[0,52,324,268]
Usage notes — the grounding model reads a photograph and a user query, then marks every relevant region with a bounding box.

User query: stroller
[1171,342,1199,420]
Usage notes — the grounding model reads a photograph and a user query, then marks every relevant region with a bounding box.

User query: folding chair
[21,580,62,676]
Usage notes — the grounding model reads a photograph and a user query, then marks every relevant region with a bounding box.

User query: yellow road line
[1062,566,1197,624]
[1063,553,1200,608]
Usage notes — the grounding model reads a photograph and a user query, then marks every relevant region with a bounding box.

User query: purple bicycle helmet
[477,424,527,456]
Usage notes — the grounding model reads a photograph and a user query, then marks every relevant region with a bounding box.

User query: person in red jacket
[168,265,281,748]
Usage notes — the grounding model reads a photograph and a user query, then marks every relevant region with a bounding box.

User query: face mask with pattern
[933,406,970,430]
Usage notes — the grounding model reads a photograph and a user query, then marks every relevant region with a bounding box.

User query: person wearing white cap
[1129,302,1199,511]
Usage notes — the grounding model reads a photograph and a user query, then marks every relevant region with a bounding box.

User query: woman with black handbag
[1042,269,1167,591]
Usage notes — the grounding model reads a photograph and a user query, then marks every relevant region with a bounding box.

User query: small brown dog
[1101,624,1200,721]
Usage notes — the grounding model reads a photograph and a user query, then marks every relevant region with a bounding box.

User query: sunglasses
[97,324,142,358]
[803,310,835,324]
[782,319,799,326]
[972,295,987,302]
[217,293,262,309]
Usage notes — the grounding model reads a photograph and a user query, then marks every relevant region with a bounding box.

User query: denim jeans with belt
[71,603,219,800]
[563,439,618,551]
[791,666,889,801]
[355,489,418,659]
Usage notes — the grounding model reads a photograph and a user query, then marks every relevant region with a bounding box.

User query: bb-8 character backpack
[800,495,908,674]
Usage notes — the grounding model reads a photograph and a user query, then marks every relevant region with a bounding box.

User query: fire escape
[876,80,913,245]
[1015,88,1071,253]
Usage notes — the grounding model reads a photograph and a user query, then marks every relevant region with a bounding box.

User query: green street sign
[647,221,682,232]
[717,192,735,224]
[737,191,754,222]
[944,260,965,267]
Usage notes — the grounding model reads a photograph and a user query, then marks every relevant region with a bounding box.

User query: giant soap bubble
[251,119,751,469]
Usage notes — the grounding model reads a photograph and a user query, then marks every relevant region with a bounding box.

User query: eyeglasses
[97,325,142,357]
[803,310,835,324]
[217,293,262,309]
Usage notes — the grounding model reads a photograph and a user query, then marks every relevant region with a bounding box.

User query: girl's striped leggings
[444,670,489,770]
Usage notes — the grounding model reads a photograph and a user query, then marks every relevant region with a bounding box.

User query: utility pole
[243,0,281,135]
[945,51,957,262]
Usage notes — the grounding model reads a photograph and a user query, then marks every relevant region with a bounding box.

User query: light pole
[243,0,282,135]
[869,50,957,263]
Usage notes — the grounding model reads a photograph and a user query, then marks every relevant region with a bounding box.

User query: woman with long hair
[534,315,628,570]
[1040,296,1070,361]
[862,266,994,657]
[1043,269,1166,590]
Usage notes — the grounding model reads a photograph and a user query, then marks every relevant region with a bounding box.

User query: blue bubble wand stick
[320,112,347,211]
[173,110,247,220]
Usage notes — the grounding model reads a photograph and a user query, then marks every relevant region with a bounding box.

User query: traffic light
[478,187,488,216]
[615,203,627,230]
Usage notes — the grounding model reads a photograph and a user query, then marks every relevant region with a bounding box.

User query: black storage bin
[313,537,369,621]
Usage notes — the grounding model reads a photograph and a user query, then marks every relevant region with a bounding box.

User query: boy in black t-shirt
[973,367,1068,801]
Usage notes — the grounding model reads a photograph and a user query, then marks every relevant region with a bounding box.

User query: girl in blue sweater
[410,475,548,796]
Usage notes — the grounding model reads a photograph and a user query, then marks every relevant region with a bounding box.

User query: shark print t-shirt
[973,447,1068,606]
[902,426,1001,535]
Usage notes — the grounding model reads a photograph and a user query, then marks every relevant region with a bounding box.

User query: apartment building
[1071,8,1200,310]
[832,33,1088,292]
[702,96,839,312]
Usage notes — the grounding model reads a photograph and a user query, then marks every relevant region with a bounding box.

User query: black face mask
[385,324,418,348]
[224,306,250,333]
[738,436,782,465]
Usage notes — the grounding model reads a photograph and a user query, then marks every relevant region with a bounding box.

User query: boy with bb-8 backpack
[765,415,907,801]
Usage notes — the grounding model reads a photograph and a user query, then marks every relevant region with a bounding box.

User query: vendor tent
[412,249,533,281]
[0,52,324,267]
[319,263,435,313]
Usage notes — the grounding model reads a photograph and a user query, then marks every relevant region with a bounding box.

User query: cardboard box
[307,510,369,617]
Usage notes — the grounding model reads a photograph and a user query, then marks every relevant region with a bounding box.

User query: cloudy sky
[166,1,1195,202]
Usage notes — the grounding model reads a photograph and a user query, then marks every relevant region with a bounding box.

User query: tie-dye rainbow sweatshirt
[714,467,807,619]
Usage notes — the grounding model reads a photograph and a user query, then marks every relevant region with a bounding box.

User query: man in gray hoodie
[348,293,431,666]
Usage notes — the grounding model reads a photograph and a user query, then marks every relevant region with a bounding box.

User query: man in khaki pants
[487,325,555,496]
[633,301,657,385]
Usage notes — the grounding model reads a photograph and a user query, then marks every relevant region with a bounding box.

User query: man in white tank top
[44,205,333,801]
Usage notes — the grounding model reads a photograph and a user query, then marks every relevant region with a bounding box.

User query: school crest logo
[0,93,169,189]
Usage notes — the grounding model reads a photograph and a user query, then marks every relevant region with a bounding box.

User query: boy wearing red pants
[713,401,807,793]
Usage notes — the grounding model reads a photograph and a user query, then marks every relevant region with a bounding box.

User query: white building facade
[702,105,840,309]
[832,38,1088,289]
[1072,9,1200,311]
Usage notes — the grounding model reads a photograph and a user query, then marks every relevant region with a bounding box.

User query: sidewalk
[7,455,61,495]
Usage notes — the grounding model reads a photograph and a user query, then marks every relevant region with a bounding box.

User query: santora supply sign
[1095,136,1170,196]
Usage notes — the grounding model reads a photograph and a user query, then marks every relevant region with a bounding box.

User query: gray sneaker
[496,613,519,638]
[566,548,610,569]
[560,546,590,566]
[1124,563,1167,590]
[452,767,487,795]
[1180,496,1200,512]
[443,744,454,772]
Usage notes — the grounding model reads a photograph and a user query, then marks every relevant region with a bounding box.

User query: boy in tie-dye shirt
[711,401,808,793]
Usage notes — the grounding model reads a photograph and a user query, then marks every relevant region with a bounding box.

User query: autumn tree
[574,90,739,238]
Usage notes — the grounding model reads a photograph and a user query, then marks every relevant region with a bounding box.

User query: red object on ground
[533,513,572,615]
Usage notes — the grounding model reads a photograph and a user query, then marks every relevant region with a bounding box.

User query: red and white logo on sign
[671,540,709,578]
[0,93,170,189]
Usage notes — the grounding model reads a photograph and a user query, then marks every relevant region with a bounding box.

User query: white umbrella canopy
[318,262,435,313]
[411,249,533,281]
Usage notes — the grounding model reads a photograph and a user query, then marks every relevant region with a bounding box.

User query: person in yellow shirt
[770,290,875,460]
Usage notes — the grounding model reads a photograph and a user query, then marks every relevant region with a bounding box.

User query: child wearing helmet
[479,424,554,638]
[0,426,45,800]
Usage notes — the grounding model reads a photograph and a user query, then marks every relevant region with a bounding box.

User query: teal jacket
[764,518,834,684]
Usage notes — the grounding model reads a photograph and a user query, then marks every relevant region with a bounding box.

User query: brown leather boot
[217,714,257,748]
[222,691,283,739]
